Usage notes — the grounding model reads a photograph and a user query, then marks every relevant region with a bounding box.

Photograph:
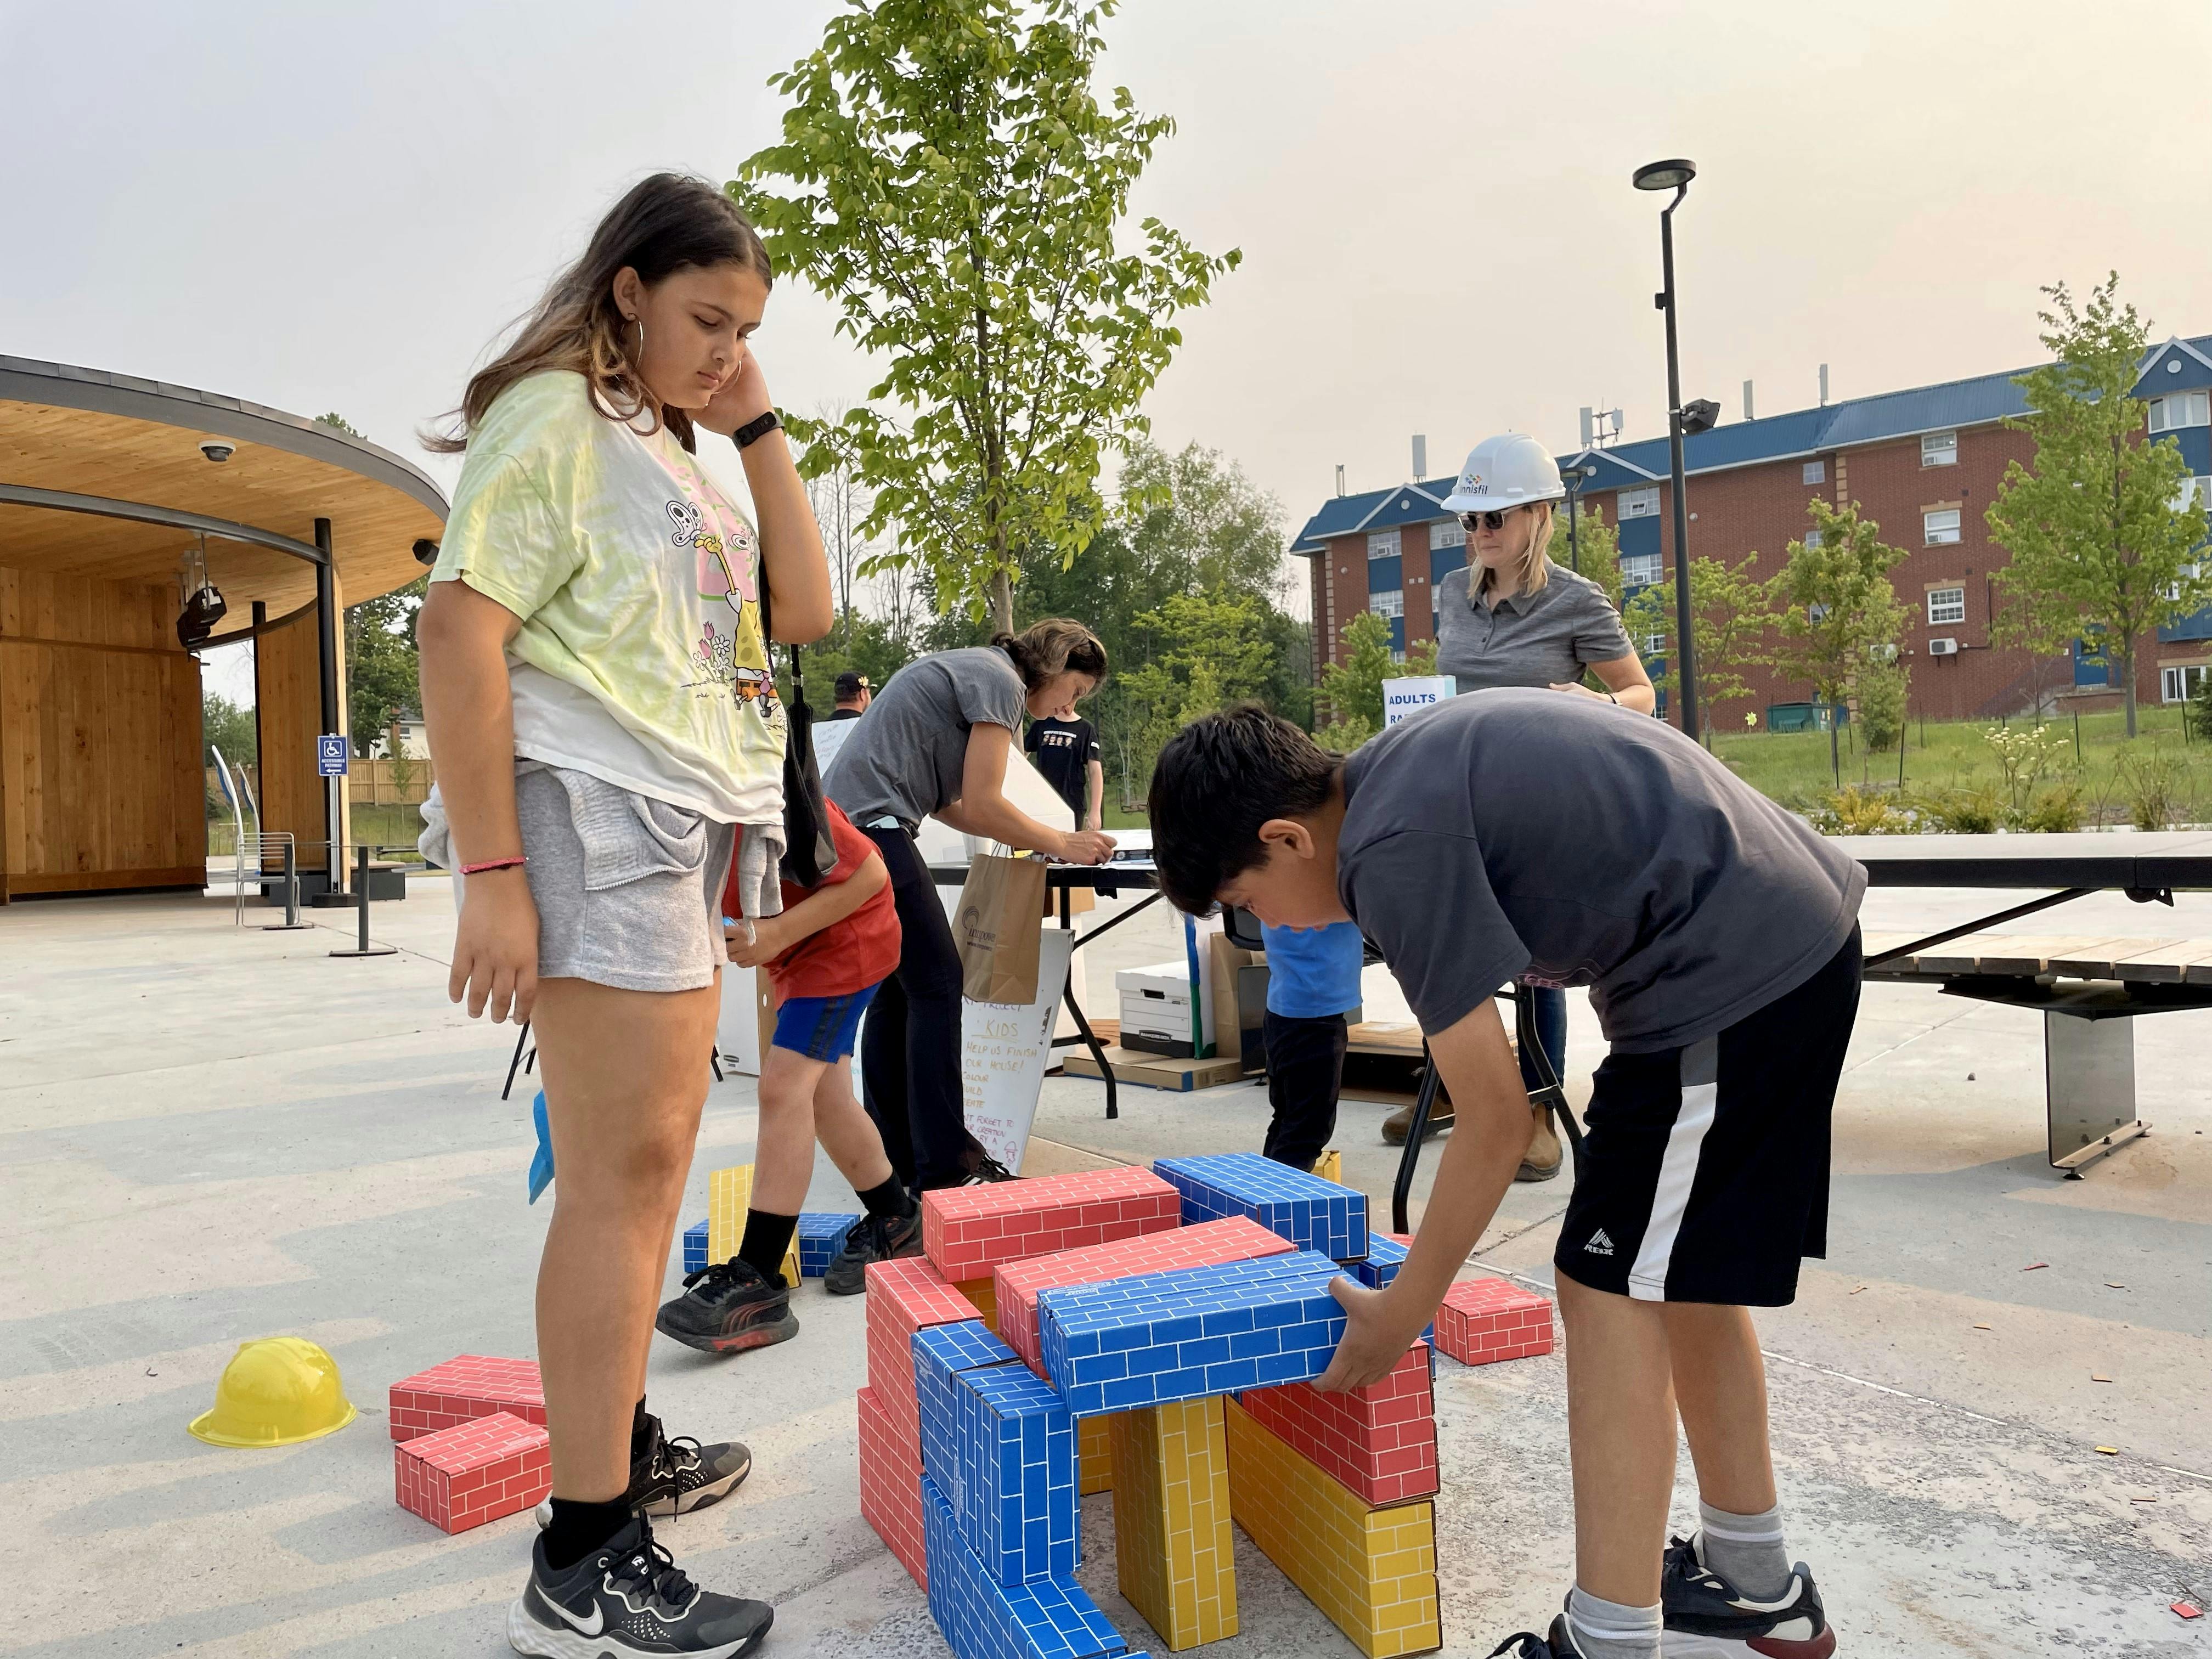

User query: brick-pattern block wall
[868,1256,991,1444]
[956,1361,1080,1588]
[388,1355,544,1443]
[1433,1278,1555,1367]
[1108,1396,1239,1650]
[857,1383,929,1589]
[1238,1341,1438,1508]
[921,1166,1181,1282]
[921,1475,1134,1659]
[1152,1153,1368,1262]
[394,1410,551,1534]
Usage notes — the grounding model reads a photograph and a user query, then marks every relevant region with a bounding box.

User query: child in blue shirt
[1257,919,1364,1170]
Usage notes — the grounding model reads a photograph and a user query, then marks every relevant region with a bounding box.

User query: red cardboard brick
[394,1410,550,1534]
[856,1385,928,1589]
[992,1215,1295,1376]
[919,1165,1180,1281]
[865,1255,985,1442]
[1240,1341,1437,1506]
[388,1354,545,1443]
[1435,1277,1555,1367]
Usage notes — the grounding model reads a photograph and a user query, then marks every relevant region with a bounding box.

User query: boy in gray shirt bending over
[1147,694,1861,1659]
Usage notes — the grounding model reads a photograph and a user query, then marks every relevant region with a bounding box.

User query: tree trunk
[2120,634,2138,738]
[990,568,1014,636]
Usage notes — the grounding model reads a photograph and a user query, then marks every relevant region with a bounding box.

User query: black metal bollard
[329,844,398,959]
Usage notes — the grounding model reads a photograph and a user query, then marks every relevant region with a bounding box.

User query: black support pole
[1659,191,1700,743]
[314,517,341,892]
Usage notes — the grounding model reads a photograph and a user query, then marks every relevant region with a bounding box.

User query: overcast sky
[9,0,2212,703]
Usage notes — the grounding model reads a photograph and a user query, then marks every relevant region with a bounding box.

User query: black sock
[738,1208,798,1285]
[858,1175,916,1221]
[629,1398,652,1464]
[543,1495,634,1572]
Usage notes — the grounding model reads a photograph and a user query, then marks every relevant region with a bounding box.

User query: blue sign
[316,734,349,777]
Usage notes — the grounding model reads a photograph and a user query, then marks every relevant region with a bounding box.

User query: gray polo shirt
[1434,558,1634,693]
[823,646,1027,828]
[1337,689,1864,1052]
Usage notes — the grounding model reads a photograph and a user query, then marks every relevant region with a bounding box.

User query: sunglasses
[1459,506,1525,533]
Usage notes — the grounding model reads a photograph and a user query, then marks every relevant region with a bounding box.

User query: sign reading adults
[1381,676,1457,729]
[317,734,350,777]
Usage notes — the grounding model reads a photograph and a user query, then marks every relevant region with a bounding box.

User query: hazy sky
[9,0,2212,702]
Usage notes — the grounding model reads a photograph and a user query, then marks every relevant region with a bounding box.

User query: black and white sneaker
[534,1416,753,1529]
[1486,1617,1584,1658]
[1662,1533,1837,1658]
[961,1155,1017,1185]
[508,1515,771,1658]
[823,1211,923,1296]
[655,1259,798,1355]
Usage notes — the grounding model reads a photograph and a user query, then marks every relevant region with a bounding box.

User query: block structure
[994,1215,1295,1378]
[1153,1154,1368,1262]
[388,1355,544,1443]
[922,1475,1137,1659]
[857,1383,929,1590]
[1039,1251,1347,1416]
[958,1276,999,1329]
[1223,1398,1441,1657]
[682,1217,709,1276]
[1107,1397,1238,1650]
[798,1211,861,1277]
[914,1320,1023,1533]
[1349,1233,1410,1291]
[1314,1149,1344,1186]
[956,1362,1079,1585]
[1434,1278,1555,1367]
[394,1410,551,1534]
[1079,1414,1113,1497]
[922,1166,1181,1282]
[1238,1342,1438,1508]
[868,1256,989,1443]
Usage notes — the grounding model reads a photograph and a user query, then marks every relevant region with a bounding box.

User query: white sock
[1566,1585,1661,1659]
[1696,1498,1792,1601]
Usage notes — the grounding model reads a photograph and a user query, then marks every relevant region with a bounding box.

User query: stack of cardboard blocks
[856,1153,1556,1658]
[686,1209,863,1279]
[388,1355,551,1533]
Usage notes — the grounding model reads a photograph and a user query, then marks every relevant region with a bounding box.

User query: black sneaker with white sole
[1486,1616,1585,1658]
[507,1515,771,1658]
[1662,1533,1837,1658]
[962,1154,1017,1184]
[534,1416,753,1529]
[654,1259,798,1355]
[823,1210,923,1296]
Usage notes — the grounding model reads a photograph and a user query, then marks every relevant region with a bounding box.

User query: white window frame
[1802,460,1825,484]
[1923,507,1962,546]
[1617,486,1660,520]
[2174,475,2212,511]
[2164,561,2203,602]
[1637,630,1666,656]
[1621,550,1663,588]
[1366,528,1401,560]
[1369,589,1404,618]
[2162,664,2208,703]
[1429,518,1465,550]
[1921,430,1959,468]
[2148,391,2211,433]
[1802,528,1824,549]
[1926,586,1966,627]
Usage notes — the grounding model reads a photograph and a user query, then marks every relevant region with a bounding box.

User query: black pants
[1262,1010,1348,1171]
[858,827,985,1190]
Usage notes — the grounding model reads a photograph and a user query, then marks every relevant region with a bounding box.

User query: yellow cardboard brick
[704,1165,801,1288]
[1108,1397,1239,1650]
[1080,1413,1114,1494]
[1223,1397,1440,1658]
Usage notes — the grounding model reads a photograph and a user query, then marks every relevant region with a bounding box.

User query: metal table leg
[2046,1009,2148,1176]
[502,1022,532,1101]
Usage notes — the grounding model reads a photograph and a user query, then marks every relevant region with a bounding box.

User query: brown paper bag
[956,852,1048,1003]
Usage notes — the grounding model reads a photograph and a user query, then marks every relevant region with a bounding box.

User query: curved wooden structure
[0,357,448,900]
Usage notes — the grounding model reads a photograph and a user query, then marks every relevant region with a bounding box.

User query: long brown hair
[426,173,772,455]
[993,619,1109,690]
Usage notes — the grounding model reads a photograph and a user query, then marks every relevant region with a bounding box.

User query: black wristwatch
[732,409,781,450]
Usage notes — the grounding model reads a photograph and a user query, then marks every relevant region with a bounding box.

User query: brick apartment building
[1291,335,2212,726]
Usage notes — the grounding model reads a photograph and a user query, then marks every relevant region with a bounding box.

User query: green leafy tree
[731,0,1240,631]
[1986,274,2211,737]
[1120,589,1273,758]
[1554,499,1623,613]
[1315,611,1436,751]
[315,412,364,439]
[1624,551,1775,736]
[1988,568,2084,719]
[202,691,257,765]
[345,574,427,756]
[1771,499,1910,715]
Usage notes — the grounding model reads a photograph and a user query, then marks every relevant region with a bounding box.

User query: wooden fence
[204,758,436,812]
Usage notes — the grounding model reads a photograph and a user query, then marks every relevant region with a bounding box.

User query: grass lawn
[208,802,428,861]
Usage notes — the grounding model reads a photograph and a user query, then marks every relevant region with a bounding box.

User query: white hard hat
[1441,433,1565,514]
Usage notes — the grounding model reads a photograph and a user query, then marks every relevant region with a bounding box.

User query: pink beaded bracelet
[460,856,528,876]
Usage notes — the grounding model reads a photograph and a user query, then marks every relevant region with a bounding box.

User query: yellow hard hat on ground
[188,1336,358,1448]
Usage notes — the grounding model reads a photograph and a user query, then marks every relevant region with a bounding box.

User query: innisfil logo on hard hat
[1463,471,1483,492]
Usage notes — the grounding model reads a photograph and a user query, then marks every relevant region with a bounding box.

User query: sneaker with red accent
[654,1259,798,1355]
[1662,1534,1837,1658]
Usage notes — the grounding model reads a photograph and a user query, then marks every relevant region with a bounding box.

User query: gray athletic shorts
[496,766,737,994]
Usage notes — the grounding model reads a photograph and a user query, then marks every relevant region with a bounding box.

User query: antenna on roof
[1410,435,1426,480]
[1743,379,1755,422]
[1335,464,1346,498]
[1579,407,1594,448]
[1582,406,1624,448]
[1819,364,1830,407]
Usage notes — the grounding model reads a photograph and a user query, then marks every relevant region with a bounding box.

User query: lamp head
[1680,398,1721,436]
[1633,159,1697,192]
[412,538,441,567]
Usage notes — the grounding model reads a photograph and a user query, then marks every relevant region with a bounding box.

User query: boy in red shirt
[655,800,919,1354]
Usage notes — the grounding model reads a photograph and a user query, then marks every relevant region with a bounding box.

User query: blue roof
[1290,332,2212,554]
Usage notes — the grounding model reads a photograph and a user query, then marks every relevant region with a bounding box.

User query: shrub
[2012,781,2086,833]
[1916,787,2002,834]
[1858,664,1909,753]
[2114,743,2191,830]
[1810,784,1921,835]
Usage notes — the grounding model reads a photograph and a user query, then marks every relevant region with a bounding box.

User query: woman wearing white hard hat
[1383,432,1655,1176]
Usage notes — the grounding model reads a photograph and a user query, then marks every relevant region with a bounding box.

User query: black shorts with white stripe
[1554,928,1861,1307]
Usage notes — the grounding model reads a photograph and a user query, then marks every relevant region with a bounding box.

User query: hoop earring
[627,315,646,364]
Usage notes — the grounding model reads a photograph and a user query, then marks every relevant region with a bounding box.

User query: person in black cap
[830,670,871,718]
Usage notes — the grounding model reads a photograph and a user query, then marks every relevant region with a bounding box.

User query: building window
[1367,528,1400,560]
[2163,664,2208,703]
[1921,430,1959,467]
[1621,551,1663,588]
[1802,460,1826,484]
[1802,528,1824,549]
[2149,391,2211,433]
[1638,630,1666,656]
[1429,518,1465,550]
[2164,562,2203,602]
[1923,507,1962,545]
[1927,586,1966,626]
[2174,476,2212,510]
[1370,589,1404,618]
[1617,486,1660,520]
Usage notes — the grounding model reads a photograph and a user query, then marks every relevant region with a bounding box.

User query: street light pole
[1637,159,1702,742]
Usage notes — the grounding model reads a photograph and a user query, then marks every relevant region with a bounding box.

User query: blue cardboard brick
[1350,1232,1406,1290]
[915,1320,1021,1527]
[1037,1251,1350,1417]
[681,1218,708,1275]
[957,1361,1078,1585]
[797,1211,861,1278]
[1153,1153,1368,1262]
[922,1474,1130,1659]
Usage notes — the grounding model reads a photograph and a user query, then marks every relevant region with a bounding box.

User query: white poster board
[961,927,1076,1174]
[1383,675,1457,729]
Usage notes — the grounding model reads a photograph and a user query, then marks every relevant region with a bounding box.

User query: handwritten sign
[961,928,1075,1175]
[1382,676,1455,728]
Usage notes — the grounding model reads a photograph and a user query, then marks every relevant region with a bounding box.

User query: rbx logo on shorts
[1584,1228,1616,1256]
